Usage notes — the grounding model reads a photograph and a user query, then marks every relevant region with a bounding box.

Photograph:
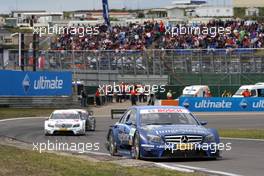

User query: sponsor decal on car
[155,128,207,135]
[140,109,189,114]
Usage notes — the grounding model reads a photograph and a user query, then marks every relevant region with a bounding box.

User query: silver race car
[72,109,96,131]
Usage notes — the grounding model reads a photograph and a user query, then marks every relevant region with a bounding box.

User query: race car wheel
[85,123,88,131]
[132,132,141,160]
[91,121,96,131]
[44,130,50,136]
[81,130,86,136]
[109,132,117,156]
[87,119,96,131]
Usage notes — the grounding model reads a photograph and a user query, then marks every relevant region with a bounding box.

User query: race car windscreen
[234,88,257,96]
[50,113,80,120]
[140,113,199,126]
[181,94,195,97]
[234,89,245,96]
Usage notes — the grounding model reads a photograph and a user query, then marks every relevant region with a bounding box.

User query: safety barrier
[155,99,179,106]
[179,97,264,112]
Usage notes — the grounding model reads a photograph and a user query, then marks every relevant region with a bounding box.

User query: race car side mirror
[200,121,208,126]
[125,121,132,126]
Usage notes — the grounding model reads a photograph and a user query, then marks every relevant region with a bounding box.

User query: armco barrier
[0,96,79,108]
[0,70,72,96]
[179,97,264,112]
[155,99,179,106]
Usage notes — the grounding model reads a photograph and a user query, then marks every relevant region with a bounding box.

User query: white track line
[174,164,243,176]
[84,150,245,176]
[157,163,243,176]
[83,151,110,156]
[80,150,243,176]
[83,152,240,176]
[155,163,194,173]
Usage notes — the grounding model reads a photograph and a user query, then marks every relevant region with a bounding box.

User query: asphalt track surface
[0,110,264,176]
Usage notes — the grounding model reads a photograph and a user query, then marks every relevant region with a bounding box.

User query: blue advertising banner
[0,70,72,96]
[179,97,264,112]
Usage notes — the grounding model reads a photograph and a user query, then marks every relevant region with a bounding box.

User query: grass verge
[219,129,264,139]
[0,145,202,176]
[0,108,56,119]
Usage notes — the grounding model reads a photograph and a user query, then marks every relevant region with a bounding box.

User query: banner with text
[179,97,264,112]
[0,70,72,96]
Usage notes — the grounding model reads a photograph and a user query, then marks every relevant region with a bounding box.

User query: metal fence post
[152,50,155,75]
[145,51,149,76]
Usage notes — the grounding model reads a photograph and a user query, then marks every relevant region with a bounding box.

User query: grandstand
[3,18,264,90]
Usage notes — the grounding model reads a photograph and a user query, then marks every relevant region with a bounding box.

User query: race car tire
[44,132,50,136]
[90,122,96,131]
[87,119,96,131]
[80,129,86,136]
[109,131,118,156]
[132,132,141,160]
[213,150,221,160]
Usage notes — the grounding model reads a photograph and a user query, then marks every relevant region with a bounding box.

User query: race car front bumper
[139,143,220,159]
[45,126,85,135]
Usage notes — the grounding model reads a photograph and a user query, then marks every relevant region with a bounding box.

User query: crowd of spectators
[51,20,264,51]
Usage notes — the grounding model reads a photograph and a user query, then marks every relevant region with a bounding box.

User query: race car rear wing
[111,109,127,119]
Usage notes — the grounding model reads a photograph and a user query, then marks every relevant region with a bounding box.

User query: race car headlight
[47,124,54,128]
[73,124,80,128]
[204,134,215,143]
[147,135,162,143]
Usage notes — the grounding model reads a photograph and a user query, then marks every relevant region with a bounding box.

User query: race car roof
[52,110,80,114]
[69,109,87,113]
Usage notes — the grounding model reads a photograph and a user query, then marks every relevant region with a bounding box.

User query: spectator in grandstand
[242,89,251,97]
[115,84,123,103]
[137,85,144,103]
[206,90,212,97]
[130,88,137,106]
[107,87,113,103]
[81,90,87,107]
[95,89,101,106]
[100,88,106,105]
[148,93,155,106]
[167,90,173,100]
[52,20,264,51]
[121,83,127,102]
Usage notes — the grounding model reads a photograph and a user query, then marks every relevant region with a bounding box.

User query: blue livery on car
[106,106,220,159]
